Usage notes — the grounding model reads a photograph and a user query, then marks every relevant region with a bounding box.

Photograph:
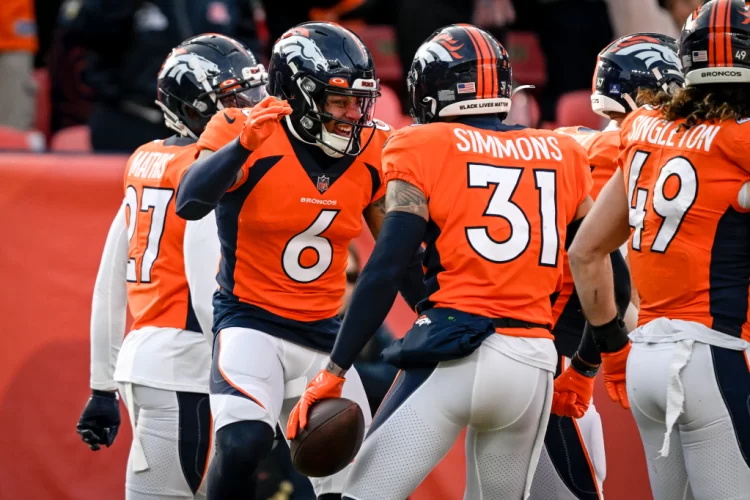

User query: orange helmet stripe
[471,26,495,98]
[460,25,484,98]
[475,28,497,98]
[724,0,734,65]
[717,0,727,65]
[709,0,718,66]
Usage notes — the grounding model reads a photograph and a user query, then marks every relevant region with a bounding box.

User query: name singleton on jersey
[627,115,720,153]
[453,128,564,161]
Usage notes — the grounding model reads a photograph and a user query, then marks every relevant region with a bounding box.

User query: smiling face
[323,94,364,138]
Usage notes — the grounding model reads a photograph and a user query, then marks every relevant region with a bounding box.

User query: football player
[287,24,596,500]
[174,22,425,500]
[75,34,267,500]
[533,32,684,500]
[564,1,750,498]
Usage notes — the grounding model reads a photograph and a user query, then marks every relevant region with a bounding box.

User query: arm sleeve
[399,247,426,311]
[175,138,252,220]
[330,211,428,369]
[184,212,221,345]
[90,202,130,391]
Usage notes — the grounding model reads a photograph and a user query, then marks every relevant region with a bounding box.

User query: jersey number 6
[282,210,340,283]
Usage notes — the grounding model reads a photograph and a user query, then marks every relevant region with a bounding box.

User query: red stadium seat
[506,32,547,87]
[375,85,413,130]
[352,25,402,84]
[33,69,51,140]
[50,125,92,153]
[555,90,605,129]
[0,126,46,152]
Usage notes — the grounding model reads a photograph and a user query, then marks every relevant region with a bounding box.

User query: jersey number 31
[466,163,559,266]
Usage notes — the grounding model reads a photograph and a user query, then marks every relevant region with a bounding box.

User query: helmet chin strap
[319,127,348,158]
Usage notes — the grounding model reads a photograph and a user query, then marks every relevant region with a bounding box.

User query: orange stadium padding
[50,125,92,153]
[0,153,651,500]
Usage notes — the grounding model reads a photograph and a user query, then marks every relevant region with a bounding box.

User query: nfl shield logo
[316,175,330,193]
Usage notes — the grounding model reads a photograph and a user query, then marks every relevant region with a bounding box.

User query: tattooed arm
[385,180,430,219]
[328,180,429,371]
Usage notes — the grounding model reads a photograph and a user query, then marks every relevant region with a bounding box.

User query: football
[290,398,365,477]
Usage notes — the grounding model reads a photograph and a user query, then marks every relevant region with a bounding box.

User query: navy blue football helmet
[680,0,750,86]
[266,22,380,157]
[591,33,683,118]
[156,34,267,139]
[408,24,512,124]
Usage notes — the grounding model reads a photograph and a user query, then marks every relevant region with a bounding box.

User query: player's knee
[215,420,275,471]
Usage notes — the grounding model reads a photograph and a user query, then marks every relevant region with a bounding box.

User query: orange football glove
[196,107,247,153]
[286,369,345,440]
[239,96,292,151]
[552,365,596,419]
[601,342,632,409]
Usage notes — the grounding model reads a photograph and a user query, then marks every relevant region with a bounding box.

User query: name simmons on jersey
[453,128,565,161]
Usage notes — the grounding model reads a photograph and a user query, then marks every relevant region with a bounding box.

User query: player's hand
[287,369,345,440]
[601,342,631,409]
[239,96,293,151]
[196,107,247,153]
[76,390,121,451]
[552,362,596,419]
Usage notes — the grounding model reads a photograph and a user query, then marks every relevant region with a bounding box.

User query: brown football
[290,398,365,478]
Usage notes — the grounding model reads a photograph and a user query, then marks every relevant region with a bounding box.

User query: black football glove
[76,390,121,451]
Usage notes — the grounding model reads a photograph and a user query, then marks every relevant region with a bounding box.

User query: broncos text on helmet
[680,0,750,86]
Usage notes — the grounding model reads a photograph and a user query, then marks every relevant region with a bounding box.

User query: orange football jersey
[551,126,620,330]
[382,121,593,339]
[197,108,391,324]
[124,136,200,332]
[0,0,37,52]
[619,106,750,341]
[555,126,620,199]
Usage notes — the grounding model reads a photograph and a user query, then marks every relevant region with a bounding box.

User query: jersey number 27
[125,186,174,283]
